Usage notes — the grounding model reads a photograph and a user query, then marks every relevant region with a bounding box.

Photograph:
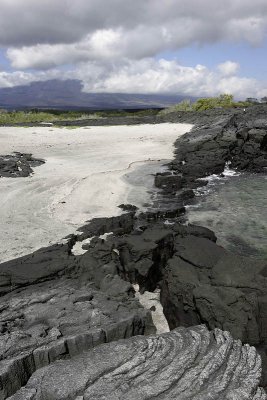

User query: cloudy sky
[0,0,267,99]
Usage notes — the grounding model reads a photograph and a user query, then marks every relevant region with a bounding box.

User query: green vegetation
[159,94,251,115]
[0,108,160,125]
[193,94,250,111]
[0,110,105,125]
[160,99,193,114]
[0,95,258,125]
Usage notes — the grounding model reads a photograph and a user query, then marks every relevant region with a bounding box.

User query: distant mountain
[0,79,196,110]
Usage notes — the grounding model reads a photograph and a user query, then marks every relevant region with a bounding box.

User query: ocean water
[186,169,267,260]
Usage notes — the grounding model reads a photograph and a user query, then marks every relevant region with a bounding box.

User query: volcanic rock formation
[7,325,267,400]
[0,211,267,398]
[0,153,44,178]
[0,105,267,398]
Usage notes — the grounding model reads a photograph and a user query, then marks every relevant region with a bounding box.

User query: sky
[0,0,267,99]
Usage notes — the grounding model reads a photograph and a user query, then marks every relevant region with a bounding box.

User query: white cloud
[6,18,267,71]
[7,30,124,69]
[0,69,67,88]
[0,0,267,99]
[0,71,33,88]
[2,0,267,70]
[74,59,267,99]
[217,61,240,76]
[1,59,266,100]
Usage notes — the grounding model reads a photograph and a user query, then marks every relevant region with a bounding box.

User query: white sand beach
[0,123,192,262]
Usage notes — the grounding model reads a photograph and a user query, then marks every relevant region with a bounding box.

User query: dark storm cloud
[0,0,267,48]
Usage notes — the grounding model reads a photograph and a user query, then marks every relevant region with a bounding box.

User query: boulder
[8,325,266,400]
[0,153,44,178]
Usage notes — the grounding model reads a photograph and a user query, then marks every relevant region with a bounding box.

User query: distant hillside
[0,80,196,110]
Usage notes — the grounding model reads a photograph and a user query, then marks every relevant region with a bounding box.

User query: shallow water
[186,172,267,260]
[123,160,168,210]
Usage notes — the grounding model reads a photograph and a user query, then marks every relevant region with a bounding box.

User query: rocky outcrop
[0,251,154,398]
[101,217,267,355]
[160,234,267,342]
[1,207,267,397]
[83,216,267,388]
[145,107,267,214]
[8,325,266,400]
[0,153,44,178]
[159,233,267,384]
[172,112,267,179]
[0,282,151,399]
[1,105,267,398]
[0,213,159,399]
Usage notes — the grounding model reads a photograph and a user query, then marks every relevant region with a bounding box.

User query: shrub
[192,94,235,111]
[160,94,252,115]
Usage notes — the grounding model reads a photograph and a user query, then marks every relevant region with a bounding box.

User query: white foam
[223,162,241,177]
[194,162,242,197]
[164,220,175,225]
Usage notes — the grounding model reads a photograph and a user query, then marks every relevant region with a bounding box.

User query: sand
[133,284,170,334]
[0,123,192,262]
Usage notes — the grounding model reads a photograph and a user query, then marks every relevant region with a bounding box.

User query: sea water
[123,160,168,210]
[125,161,267,260]
[186,168,267,260]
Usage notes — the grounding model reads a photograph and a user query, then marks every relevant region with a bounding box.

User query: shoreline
[0,123,192,263]
[0,108,267,399]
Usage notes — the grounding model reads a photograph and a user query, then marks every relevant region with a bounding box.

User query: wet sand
[0,123,192,262]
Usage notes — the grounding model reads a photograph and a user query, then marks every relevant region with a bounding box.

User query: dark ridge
[0,79,197,110]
